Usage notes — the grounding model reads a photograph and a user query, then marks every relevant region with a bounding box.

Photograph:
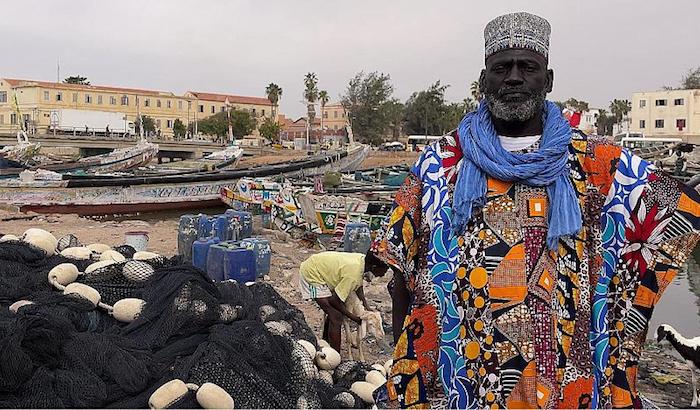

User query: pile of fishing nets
[0,228,391,409]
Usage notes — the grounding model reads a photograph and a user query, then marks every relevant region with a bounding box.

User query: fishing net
[0,238,381,409]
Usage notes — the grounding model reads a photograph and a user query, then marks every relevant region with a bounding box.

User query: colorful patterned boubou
[373,129,700,409]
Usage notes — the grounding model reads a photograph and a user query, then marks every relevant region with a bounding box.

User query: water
[647,248,700,339]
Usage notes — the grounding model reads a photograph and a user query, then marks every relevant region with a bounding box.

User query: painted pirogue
[0,145,368,215]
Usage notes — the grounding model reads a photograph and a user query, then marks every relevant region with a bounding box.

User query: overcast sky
[2,0,698,117]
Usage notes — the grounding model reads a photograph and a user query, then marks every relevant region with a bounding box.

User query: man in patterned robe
[373,11,700,409]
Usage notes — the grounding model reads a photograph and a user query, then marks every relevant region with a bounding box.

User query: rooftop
[186,91,272,106]
[3,78,176,98]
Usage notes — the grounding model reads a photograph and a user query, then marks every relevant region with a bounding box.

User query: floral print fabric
[373,130,700,409]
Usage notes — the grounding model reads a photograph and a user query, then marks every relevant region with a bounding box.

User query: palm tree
[609,99,632,132]
[304,73,319,120]
[265,83,282,120]
[303,73,319,144]
[319,90,329,132]
[470,81,482,102]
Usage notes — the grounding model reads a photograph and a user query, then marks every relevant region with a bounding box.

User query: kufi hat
[484,12,551,60]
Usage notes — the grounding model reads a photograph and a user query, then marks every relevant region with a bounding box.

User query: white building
[630,89,700,143]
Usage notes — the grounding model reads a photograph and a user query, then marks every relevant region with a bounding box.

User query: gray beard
[484,89,547,122]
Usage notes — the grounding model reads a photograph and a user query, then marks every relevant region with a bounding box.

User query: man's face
[480,48,553,122]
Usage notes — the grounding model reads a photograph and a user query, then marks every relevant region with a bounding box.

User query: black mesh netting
[0,240,379,408]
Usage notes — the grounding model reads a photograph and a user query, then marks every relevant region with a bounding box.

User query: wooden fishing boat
[0,145,368,215]
[0,132,41,164]
[0,140,159,177]
[220,176,394,244]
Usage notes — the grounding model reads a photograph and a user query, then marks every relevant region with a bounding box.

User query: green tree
[681,67,700,89]
[383,99,405,141]
[340,71,395,144]
[63,75,90,85]
[304,72,319,123]
[470,80,482,102]
[564,98,589,112]
[197,110,255,140]
[265,83,283,119]
[609,99,632,125]
[134,115,155,135]
[172,118,186,137]
[403,81,455,136]
[595,109,615,136]
[230,109,256,138]
[259,118,282,142]
[197,112,229,139]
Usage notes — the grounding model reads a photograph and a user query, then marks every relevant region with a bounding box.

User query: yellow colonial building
[0,78,273,139]
[321,102,349,132]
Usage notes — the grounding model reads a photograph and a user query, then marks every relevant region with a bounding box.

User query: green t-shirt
[300,251,365,302]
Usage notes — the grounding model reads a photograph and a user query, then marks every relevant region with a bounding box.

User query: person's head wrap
[484,12,551,60]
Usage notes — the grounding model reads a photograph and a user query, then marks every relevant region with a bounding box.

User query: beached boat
[220,176,393,244]
[0,131,41,164]
[152,144,244,174]
[0,140,159,177]
[0,145,368,215]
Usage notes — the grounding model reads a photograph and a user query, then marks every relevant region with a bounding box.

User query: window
[639,120,645,129]
[655,119,665,128]
[323,111,328,119]
[639,100,646,108]
[167,100,171,109]
[221,106,226,113]
[655,99,667,106]
[121,95,129,105]
[72,93,78,103]
[211,106,215,114]
[97,95,103,104]
[0,115,4,124]
[198,105,204,113]
[43,91,49,101]
[157,100,161,108]
[56,92,62,102]
[144,99,150,107]
[10,113,17,125]
[85,94,92,103]
[262,109,265,116]
[156,119,161,128]
[110,96,117,105]
[677,118,687,129]
[252,108,256,116]
[167,119,173,128]
[0,91,6,102]
[178,101,183,110]
[674,98,684,106]
[334,111,338,118]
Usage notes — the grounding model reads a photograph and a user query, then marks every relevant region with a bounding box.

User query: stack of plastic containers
[223,247,256,283]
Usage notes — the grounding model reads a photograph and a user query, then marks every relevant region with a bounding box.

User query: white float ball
[61,247,92,260]
[21,228,57,256]
[48,263,79,286]
[314,346,341,370]
[148,379,188,410]
[63,283,101,307]
[196,382,235,409]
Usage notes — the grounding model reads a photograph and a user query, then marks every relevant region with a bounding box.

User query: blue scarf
[452,100,581,249]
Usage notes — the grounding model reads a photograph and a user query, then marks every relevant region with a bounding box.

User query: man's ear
[546,68,554,94]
